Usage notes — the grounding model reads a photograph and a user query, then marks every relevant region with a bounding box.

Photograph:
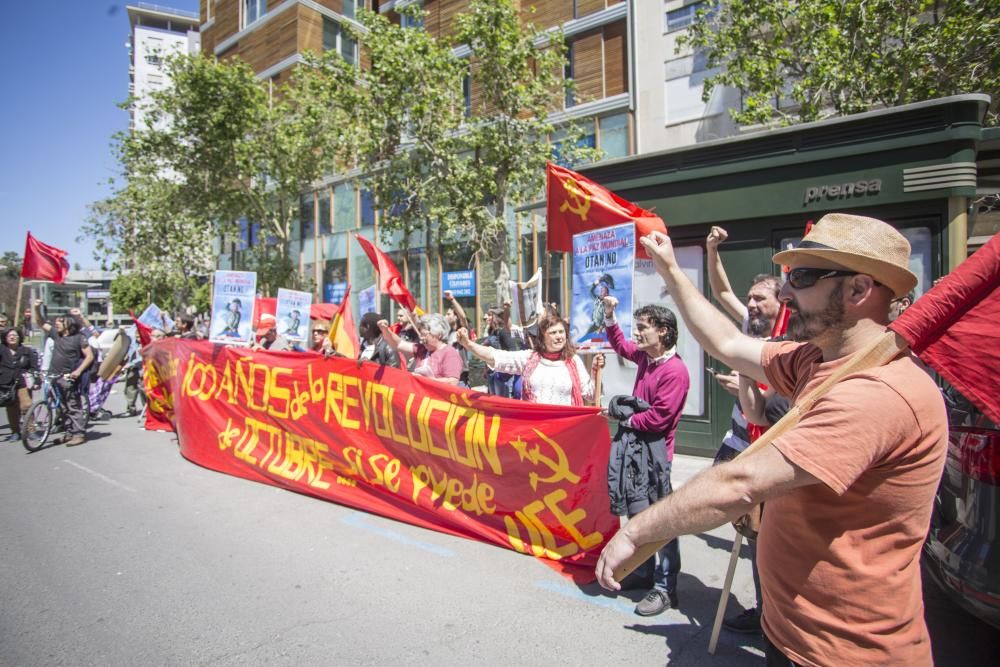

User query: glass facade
[300,194,314,241]
[318,188,332,235]
[599,113,629,159]
[244,0,268,27]
[334,182,357,232]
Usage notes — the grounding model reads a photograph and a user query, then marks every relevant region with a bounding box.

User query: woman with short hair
[457,311,600,406]
[379,312,463,385]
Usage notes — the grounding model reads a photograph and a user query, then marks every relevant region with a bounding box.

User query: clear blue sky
[1,1,199,268]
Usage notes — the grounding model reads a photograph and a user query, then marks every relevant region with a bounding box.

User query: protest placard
[275,288,313,344]
[209,271,257,345]
[570,223,634,352]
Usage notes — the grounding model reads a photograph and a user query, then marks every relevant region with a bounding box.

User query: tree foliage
[297,0,599,270]
[684,0,1000,126]
[86,52,344,302]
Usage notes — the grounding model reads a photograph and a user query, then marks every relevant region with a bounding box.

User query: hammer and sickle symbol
[510,428,581,491]
[559,179,591,222]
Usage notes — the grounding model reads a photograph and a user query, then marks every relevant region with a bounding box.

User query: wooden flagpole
[13,277,24,329]
[708,532,744,654]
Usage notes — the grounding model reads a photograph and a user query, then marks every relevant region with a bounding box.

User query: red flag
[546,163,667,259]
[130,310,153,347]
[253,297,277,329]
[890,234,1000,424]
[353,234,418,311]
[21,232,70,283]
[329,284,360,358]
[770,303,790,339]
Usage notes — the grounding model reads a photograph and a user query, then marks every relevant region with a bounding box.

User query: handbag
[0,383,16,407]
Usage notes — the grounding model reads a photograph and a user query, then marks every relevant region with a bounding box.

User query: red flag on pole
[329,284,360,358]
[353,234,418,311]
[546,163,667,259]
[890,234,1000,424]
[130,310,153,347]
[21,232,70,283]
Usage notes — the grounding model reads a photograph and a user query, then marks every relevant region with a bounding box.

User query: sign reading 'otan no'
[442,270,476,297]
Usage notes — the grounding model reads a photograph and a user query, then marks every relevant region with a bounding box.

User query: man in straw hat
[596,213,947,666]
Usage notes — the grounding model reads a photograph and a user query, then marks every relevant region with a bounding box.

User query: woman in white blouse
[457,311,602,406]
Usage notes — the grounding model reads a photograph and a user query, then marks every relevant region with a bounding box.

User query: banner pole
[593,356,603,408]
[13,276,24,329]
[707,531,743,654]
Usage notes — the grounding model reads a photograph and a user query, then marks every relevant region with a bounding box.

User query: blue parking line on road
[535,580,637,616]
[339,513,455,557]
[535,580,689,624]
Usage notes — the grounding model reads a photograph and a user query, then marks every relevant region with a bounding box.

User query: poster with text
[276,288,313,344]
[138,303,173,333]
[570,223,634,352]
[209,270,257,345]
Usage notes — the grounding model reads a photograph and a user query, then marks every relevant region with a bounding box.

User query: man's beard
[747,313,771,337]
[786,281,846,342]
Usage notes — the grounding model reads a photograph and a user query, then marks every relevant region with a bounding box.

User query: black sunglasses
[313,329,328,335]
[786,268,861,289]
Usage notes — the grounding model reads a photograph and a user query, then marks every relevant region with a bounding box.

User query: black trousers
[764,633,802,667]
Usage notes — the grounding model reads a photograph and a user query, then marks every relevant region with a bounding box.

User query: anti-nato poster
[209,270,257,345]
[275,288,313,344]
[570,223,634,352]
[138,303,173,333]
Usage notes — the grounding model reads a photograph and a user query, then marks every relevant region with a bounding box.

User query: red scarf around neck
[521,352,584,406]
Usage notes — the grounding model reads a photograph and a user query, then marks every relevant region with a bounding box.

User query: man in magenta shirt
[603,296,690,616]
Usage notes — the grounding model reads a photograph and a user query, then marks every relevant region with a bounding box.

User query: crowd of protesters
[0,301,216,445]
[4,211,947,665]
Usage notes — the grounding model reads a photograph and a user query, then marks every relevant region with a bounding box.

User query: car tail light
[956,428,1000,485]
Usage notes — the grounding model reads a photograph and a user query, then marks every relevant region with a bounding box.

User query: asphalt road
[1,390,997,666]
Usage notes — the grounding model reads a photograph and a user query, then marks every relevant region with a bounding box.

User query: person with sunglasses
[596,213,946,667]
[310,324,329,353]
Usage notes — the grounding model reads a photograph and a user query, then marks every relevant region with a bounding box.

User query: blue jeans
[628,464,680,593]
[488,372,519,398]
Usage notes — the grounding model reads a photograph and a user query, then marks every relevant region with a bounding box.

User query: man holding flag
[596,214,952,666]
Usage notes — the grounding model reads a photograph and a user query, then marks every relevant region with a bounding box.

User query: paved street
[2,389,997,666]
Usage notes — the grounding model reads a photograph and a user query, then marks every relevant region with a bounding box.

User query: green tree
[297,0,598,282]
[82,173,214,308]
[89,53,343,298]
[684,0,1000,126]
[0,252,22,279]
[0,251,23,316]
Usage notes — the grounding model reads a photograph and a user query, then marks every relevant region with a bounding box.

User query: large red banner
[144,340,618,579]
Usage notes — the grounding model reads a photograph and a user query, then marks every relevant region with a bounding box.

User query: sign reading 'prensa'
[143,340,619,578]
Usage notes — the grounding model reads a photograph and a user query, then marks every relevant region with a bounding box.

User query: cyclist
[32,301,94,446]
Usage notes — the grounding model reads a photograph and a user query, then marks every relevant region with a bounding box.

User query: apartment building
[128,3,201,132]
[202,0,636,321]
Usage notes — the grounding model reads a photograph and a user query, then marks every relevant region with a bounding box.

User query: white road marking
[62,459,137,493]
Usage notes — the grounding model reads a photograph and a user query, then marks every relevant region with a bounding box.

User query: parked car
[923,383,1000,629]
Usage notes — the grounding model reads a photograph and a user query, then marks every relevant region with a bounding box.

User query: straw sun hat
[772,213,919,298]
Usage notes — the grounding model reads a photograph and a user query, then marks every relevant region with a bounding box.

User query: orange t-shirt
[759,341,947,667]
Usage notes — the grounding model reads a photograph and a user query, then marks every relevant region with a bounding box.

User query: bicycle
[20,371,86,452]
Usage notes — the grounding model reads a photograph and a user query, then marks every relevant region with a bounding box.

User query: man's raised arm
[640,232,767,382]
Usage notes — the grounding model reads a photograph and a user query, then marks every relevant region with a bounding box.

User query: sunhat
[772,213,918,298]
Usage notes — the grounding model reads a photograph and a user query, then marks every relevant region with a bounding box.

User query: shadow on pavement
[580,571,764,664]
[694,531,754,559]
